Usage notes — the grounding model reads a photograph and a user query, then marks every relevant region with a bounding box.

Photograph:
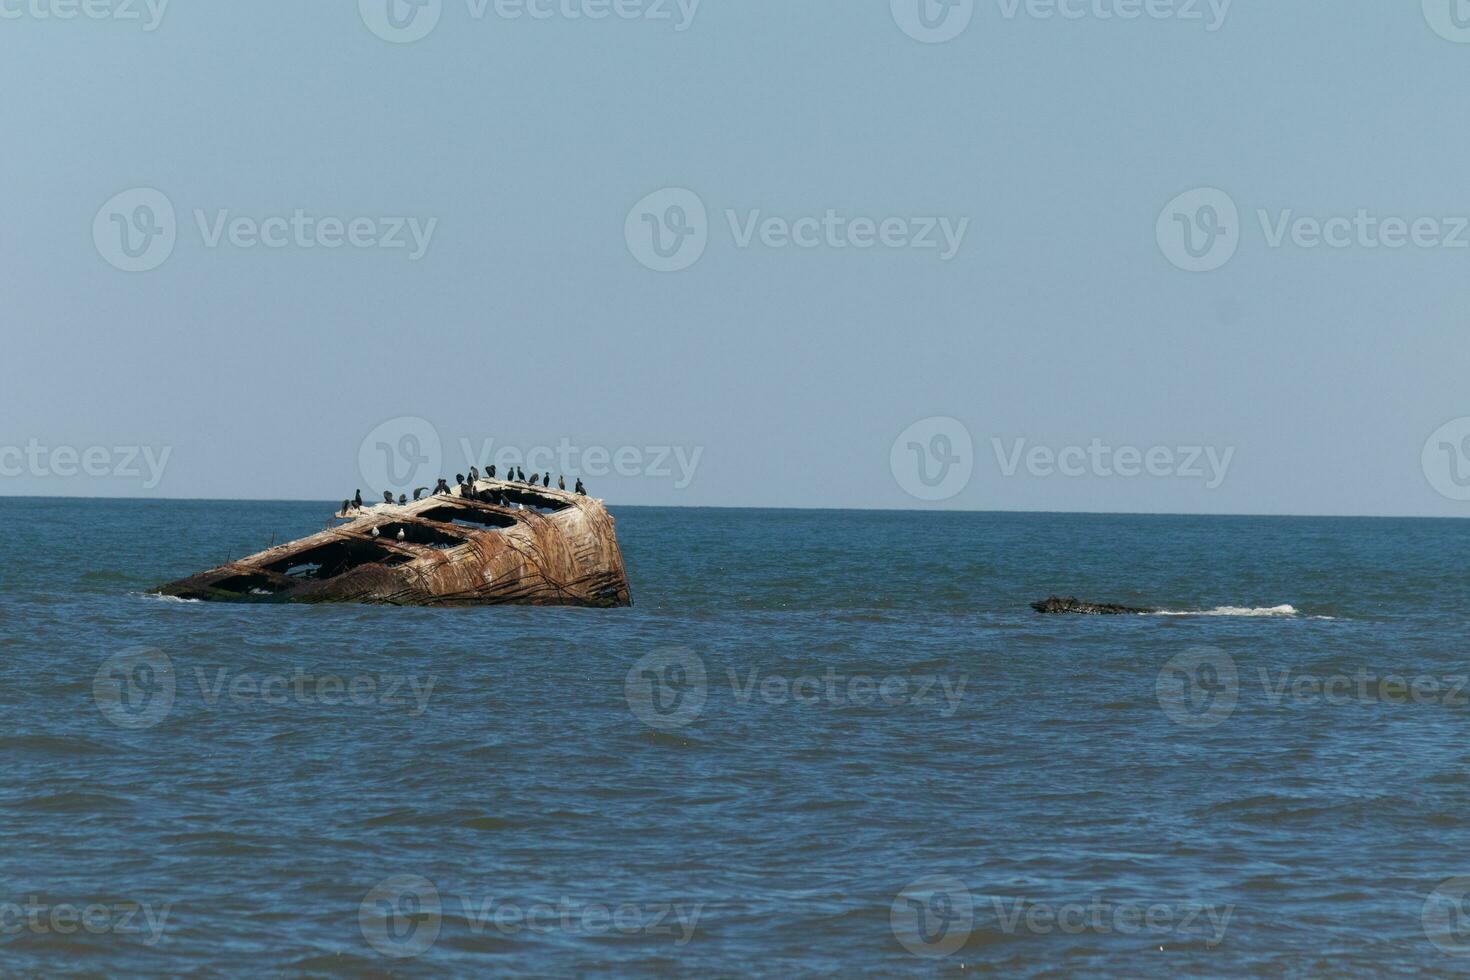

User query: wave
[1153,604,1304,618]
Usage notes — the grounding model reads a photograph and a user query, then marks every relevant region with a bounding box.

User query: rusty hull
[154,481,632,607]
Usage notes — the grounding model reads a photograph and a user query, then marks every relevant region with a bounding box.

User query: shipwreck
[154,480,632,607]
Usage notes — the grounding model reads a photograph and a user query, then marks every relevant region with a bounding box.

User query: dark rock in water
[1030,595,1154,615]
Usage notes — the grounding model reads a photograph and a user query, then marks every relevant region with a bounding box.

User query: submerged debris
[1030,595,1153,615]
[154,480,631,607]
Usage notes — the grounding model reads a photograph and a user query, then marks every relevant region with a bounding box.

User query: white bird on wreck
[396,529,406,541]
[370,527,380,538]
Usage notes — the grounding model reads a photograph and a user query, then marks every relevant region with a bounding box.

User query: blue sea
[4,498,1470,976]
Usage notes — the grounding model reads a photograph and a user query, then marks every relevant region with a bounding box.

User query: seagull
[396,529,406,541]
[370,527,380,538]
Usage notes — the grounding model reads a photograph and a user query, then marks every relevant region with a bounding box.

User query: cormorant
[414,487,428,501]
[399,494,407,505]
[353,490,363,509]
[487,465,497,479]
[557,475,565,490]
[575,479,586,495]
[542,473,550,488]
[383,491,394,504]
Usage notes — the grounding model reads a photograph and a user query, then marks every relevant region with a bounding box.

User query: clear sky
[4,1,1470,516]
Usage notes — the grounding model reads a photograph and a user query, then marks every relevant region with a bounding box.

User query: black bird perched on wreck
[542,473,550,488]
[383,491,394,504]
[558,475,565,490]
[413,487,428,501]
[575,479,586,495]
[434,478,450,495]
[487,465,496,479]
[353,490,363,510]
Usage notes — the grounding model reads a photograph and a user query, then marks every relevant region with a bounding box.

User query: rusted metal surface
[154,481,632,607]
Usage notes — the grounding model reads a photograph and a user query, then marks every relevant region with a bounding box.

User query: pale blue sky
[4,1,1470,515]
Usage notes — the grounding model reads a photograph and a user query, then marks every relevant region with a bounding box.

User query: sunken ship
[154,479,631,607]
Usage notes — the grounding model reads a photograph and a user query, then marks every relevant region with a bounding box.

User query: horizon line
[0,493,1465,521]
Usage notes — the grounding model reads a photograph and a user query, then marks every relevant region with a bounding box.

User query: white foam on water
[1153,604,1301,618]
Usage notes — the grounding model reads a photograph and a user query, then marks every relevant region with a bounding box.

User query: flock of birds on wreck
[339,465,587,538]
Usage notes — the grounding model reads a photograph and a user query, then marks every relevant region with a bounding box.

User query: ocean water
[4,498,1470,976]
